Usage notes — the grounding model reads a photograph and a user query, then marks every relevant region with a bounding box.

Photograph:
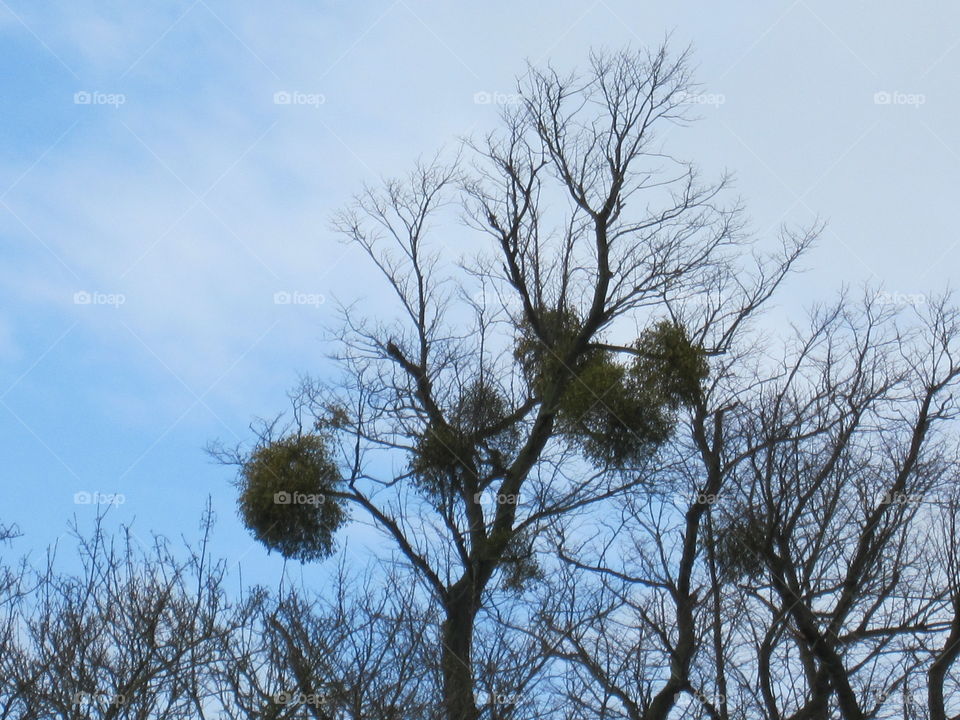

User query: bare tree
[525,220,811,720]
[224,43,820,720]
[0,511,238,720]
[209,562,443,720]
[923,476,960,720]
[533,295,960,720]
[721,298,960,720]
[202,41,960,720]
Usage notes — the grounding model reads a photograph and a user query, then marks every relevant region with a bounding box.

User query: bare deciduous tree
[225,43,821,720]
[0,511,237,720]
[533,296,960,720]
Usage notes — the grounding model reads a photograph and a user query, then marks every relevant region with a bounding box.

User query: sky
[1,0,958,586]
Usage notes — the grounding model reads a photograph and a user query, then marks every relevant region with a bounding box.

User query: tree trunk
[442,579,480,720]
[928,612,960,720]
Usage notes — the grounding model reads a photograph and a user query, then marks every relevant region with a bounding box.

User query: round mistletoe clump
[410,381,520,500]
[237,433,348,562]
[554,349,674,468]
[631,319,709,409]
[714,512,769,580]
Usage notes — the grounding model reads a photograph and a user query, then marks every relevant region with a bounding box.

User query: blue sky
[1,0,958,585]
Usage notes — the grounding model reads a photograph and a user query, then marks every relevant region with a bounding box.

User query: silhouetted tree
[226,43,824,720]
[535,295,960,720]
[0,511,237,720]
